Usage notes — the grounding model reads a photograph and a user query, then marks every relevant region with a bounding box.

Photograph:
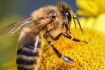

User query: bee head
[56,2,83,33]
[56,2,73,21]
[56,2,73,33]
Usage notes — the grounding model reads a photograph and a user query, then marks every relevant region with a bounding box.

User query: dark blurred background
[0,0,77,20]
[0,0,76,70]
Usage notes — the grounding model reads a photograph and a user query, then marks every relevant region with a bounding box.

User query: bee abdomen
[17,40,42,70]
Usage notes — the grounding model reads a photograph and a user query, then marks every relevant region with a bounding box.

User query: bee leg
[47,32,87,44]
[63,22,70,33]
[47,40,74,63]
[61,33,88,43]
[48,32,87,43]
[48,33,62,40]
[43,33,74,63]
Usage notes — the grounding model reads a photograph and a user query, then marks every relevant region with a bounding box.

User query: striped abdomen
[16,29,42,70]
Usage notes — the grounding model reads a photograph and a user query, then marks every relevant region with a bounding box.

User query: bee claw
[82,41,88,44]
[61,56,74,63]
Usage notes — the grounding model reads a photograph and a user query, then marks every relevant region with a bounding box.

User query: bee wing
[0,17,32,36]
[33,35,40,52]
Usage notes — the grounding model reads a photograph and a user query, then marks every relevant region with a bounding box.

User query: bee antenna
[73,16,83,34]
[73,18,76,28]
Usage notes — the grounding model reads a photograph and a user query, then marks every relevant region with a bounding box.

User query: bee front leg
[47,32,87,43]
[47,32,87,44]
[47,40,74,63]
[61,33,88,44]
[43,33,74,63]
[48,33,62,40]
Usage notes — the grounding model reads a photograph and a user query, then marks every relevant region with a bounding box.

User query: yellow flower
[39,29,105,70]
[76,0,105,17]
[76,0,105,33]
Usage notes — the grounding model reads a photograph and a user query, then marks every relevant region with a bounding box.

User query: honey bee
[0,2,87,70]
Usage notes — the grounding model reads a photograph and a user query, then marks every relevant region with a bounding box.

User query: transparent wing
[0,17,32,36]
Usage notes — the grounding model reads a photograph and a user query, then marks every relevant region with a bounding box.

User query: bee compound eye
[64,10,69,15]
[64,10,71,20]
[51,16,56,21]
